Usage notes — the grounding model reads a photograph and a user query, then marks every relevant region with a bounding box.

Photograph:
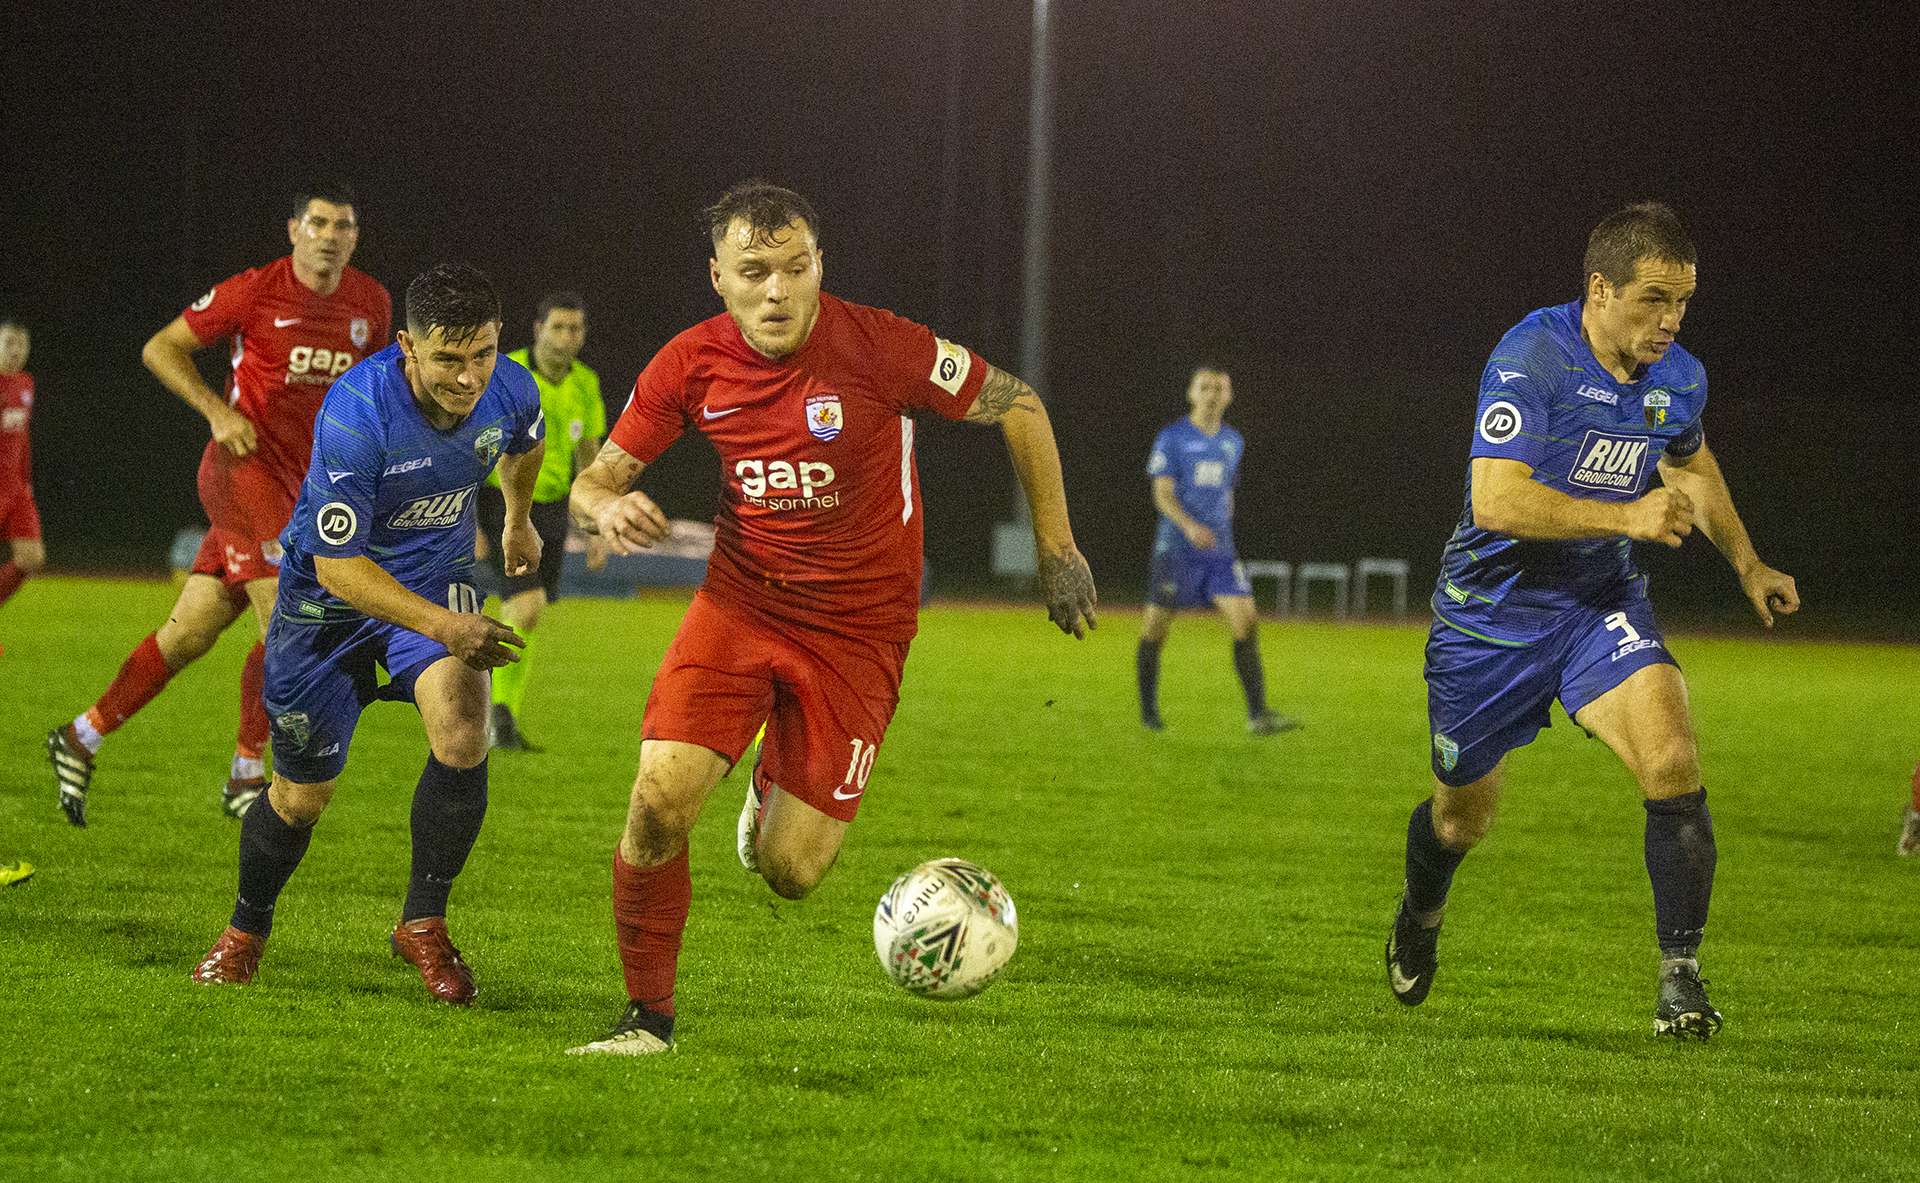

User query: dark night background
[3,1,1914,635]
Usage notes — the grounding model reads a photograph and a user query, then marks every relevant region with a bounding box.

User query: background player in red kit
[566,181,1098,1055]
[0,318,44,641]
[46,185,390,827]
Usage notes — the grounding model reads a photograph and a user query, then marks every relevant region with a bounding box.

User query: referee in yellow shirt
[477,291,608,751]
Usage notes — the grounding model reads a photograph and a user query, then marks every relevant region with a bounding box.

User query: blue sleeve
[1468,354,1550,468]
[504,363,546,456]
[1229,428,1245,490]
[301,386,385,559]
[1146,427,1174,478]
[1666,359,1706,458]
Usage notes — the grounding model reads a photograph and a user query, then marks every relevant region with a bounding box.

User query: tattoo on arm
[965,367,1036,425]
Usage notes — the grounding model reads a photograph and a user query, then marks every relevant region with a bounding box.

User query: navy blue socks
[1403,797,1467,918]
[232,794,313,937]
[1231,636,1268,717]
[402,753,489,922]
[1136,639,1163,724]
[1644,787,1715,959]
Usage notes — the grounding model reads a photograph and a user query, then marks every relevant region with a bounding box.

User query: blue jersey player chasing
[1384,203,1798,1040]
[1137,366,1296,735]
[191,264,546,1004]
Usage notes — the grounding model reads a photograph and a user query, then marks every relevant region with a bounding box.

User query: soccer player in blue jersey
[1137,366,1295,735]
[1384,203,1798,1040]
[190,263,547,1005]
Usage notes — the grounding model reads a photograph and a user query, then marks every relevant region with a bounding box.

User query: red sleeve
[851,301,986,422]
[179,267,258,345]
[608,334,692,463]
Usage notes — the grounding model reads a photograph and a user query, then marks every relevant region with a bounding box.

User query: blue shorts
[1147,546,1253,609]
[1424,594,1679,787]
[263,613,454,784]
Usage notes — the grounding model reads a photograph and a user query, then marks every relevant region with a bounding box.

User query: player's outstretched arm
[965,365,1097,638]
[142,317,257,458]
[570,439,669,554]
[1657,445,1799,627]
[313,554,524,669]
[494,440,546,577]
[1472,456,1694,547]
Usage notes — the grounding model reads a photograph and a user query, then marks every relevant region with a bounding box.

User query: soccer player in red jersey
[0,318,45,641]
[565,182,1098,1055]
[1900,766,1920,857]
[46,185,391,827]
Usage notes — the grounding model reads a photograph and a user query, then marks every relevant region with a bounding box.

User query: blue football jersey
[1147,417,1243,556]
[277,343,545,623]
[1434,301,1706,645]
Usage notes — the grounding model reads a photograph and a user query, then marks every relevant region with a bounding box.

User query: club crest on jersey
[351,318,371,349]
[389,485,477,531]
[1569,430,1651,493]
[805,394,843,442]
[473,425,505,469]
[1643,390,1671,428]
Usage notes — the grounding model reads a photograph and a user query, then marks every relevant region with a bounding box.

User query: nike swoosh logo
[1389,963,1422,994]
[703,406,741,419]
[274,317,302,327]
[831,786,863,801]
[327,470,353,483]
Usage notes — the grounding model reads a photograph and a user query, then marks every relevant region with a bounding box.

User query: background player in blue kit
[191,264,546,1005]
[1384,203,1797,1040]
[1136,366,1295,735]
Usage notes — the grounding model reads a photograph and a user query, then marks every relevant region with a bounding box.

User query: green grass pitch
[1,576,1916,1181]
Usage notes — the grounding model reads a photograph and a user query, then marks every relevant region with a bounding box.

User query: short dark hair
[0,315,26,333]
[534,291,586,325]
[1583,201,1696,292]
[293,182,358,220]
[705,181,819,252]
[405,263,502,344]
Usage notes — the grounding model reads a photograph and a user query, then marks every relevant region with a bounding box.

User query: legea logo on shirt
[389,485,477,530]
[1568,431,1651,493]
[1575,383,1619,405]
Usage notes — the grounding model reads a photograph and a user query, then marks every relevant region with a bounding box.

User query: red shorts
[190,524,284,588]
[643,591,910,822]
[195,443,293,586]
[0,488,40,542]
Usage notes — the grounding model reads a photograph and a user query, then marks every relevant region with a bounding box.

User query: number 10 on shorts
[841,738,878,797]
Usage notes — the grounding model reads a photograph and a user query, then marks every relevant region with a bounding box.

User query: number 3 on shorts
[1603,611,1641,645]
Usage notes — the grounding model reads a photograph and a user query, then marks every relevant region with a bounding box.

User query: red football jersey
[612,293,987,641]
[181,256,392,507]
[0,370,32,497]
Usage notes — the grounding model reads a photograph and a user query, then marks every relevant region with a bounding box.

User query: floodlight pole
[993,0,1051,574]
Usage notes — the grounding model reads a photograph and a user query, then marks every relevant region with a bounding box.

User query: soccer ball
[873,858,1019,1000]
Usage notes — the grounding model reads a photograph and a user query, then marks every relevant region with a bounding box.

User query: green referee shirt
[489,346,607,503]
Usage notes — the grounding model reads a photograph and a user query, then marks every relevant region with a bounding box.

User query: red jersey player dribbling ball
[182,255,389,584]
[611,292,984,820]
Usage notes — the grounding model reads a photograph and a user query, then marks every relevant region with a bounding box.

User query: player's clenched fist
[1629,486,1694,548]
[592,490,671,554]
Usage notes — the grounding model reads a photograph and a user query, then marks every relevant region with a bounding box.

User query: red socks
[611,844,692,1015]
[86,634,176,735]
[0,561,23,607]
[237,641,268,759]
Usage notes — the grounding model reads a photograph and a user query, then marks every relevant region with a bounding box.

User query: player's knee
[272,781,334,825]
[1431,810,1491,852]
[1639,737,1700,798]
[13,548,45,576]
[431,719,491,770]
[760,851,832,900]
